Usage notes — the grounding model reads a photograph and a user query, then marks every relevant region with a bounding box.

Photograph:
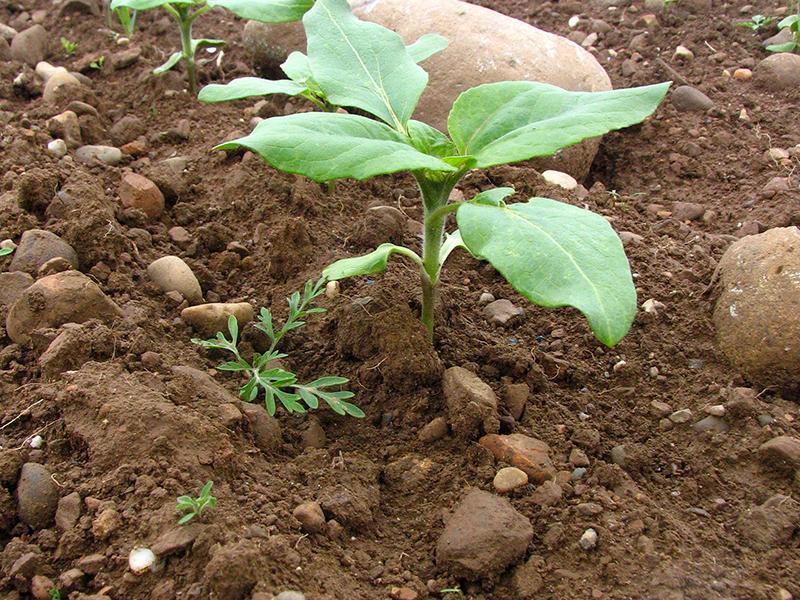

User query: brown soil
[1,0,799,599]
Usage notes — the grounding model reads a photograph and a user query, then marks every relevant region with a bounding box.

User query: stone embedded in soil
[47,110,82,148]
[38,256,74,277]
[483,299,525,325]
[736,494,800,550]
[0,272,34,307]
[10,25,47,66]
[531,480,562,506]
[47,139,67,158]
[418,417,448,443]
[670,85,713,112]
[669,409,693,424]
[756,53,800,91]
[713,227,800,398]
[493,466,529,494]
[43,69,84,105]
[436,489,533,580]
[244,0,614,179]
[319,482,379,530]
[274,593,306,600]
[0,23,18,41]
[759,436,800,470]
[151,523,205,556]
[9,229,79,275]
[92,505,122,540]
[238,402,282,453]
[31,574,55,600]
[39,321,114,379]
[353,205,406,248]
[293,501,327,534]
[147,255,203,305]
[672,201,705,221]
[75,145,123,165]
[692,415,729,433]
[109,114,146,147]
[119,172,165,219]
[502,382,529,420]
[580,528,598,550]
[6,270,123,345]
[542,169,578,190]
[180,302,254,337]
[479,433,555,483]
[443,366,500,440]
[55,491,81,530]
[16,463,59,529]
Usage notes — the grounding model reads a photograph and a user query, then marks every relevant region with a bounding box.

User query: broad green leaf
[153,51,181,75]
[207,0,313,22]
[766,41,798,52]
[110,0,192,11]
[457,198,637,347]
[198,77,307,103]
[448,81,670,169]
[216,112,455,182]
[777,14,799,28]
[303,0,428,130]
[281,51,314,85]
[406,33,449,63]
[192,38,225,53]
[323,243,421,280]
[407,120,458,159]
[471,187,515,206]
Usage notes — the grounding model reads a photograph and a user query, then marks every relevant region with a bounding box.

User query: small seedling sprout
[90,56,106,70]
[440,587,465,600]
[60,37,78,56]
[176,480,217,524]
[192,278,363,417]
[766,1,800,52]
[114,6,137,36]
[216,0,670,347]
[48,588,62,600]
[737,14,777,32]
[0,242,16,257]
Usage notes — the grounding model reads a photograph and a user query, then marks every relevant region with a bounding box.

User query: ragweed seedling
[766,2,800,52]
[48,589,62,600]
[108,0,314,94]
[176,480,216,524]
[89,56,106,70]
[737,14,777,32]
[60,37,78,56]
[217,0,670,347]
[192,278,363,417]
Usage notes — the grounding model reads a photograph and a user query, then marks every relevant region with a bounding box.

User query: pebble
[531,480,563,506]
[30,575,55,600]
[610,445,626,468]
[672,201,704,221]
[571,467,587,481]
[151,523,205,556]
[418,417,448,443]
[480,433,555,483]
[9,229,78,275]
[10,24,47,65]
[390,588,418,600]
[484,299,524,325]
[669,409,693,423]
[502,382,529,420]
[671,85,713,112]
[569,448,590,467]
[168,226,191,245]
[705,405,726,417]
[0,271,34,307]
[292,501,327,534]
[650,400,672,416]
[757,414,775,427]
[479,291,495,304]
[119,172,165,219]
[55,491,82,530]
[16,463,59,529]
[92,506,122,539]
[275,593,306,600]
[759,436,800,469]
[0,23,18,41]
[493,466,528,494]
[672,45,694,61]
[147,256,203,305]
[542,169,578,190]
[444,366,500,439]
[756,53,800,91]
[42,69,83,105]
[325,280,339,299]
[75,145,123,165]
[47,110,82,148]
[47,139,67,157]
[579,528,598,550]
[733,68,752,81]
[692,415,729,433]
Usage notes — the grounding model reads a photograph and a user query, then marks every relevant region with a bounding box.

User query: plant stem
[177,8,196,95]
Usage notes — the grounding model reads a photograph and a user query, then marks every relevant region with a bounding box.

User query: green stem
[176,8,197,95]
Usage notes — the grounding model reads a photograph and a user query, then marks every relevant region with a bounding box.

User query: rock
[669,409,693,423]
[737,494,800,550]
[531,480,562,506]
[47,110,82,148]
[436,489,533,580]
[6,271,123,345]
[0,23,18,41]
[763,28,793,49]
[147,256,203,305]
[443,366,500,439]
[42,69,83,105]
[293,501,326,534]
[389,588,418,600]
[692,415,729,433]
[39,321,114,379]
[502,382,529,420]
[479,291,495,304]
[542,170,578,190]
[10,25,47,66]
[109,115,145,147]
[151,523,204,556]
[239,403,282,452]
[672,201,704,221]
[479,433,555,483]
[353,205,406,248]
[16,168,59,215]
[569,448,590,467]
[759,436,800,470]
[31,574,55,600]
[610,445,627,467]
[119,172,164,219]
[76,553,106,574]
[92,506,122,539]
[16,463,59,529]
[671,85,713,112]
[275,593,306,600]
[39,256,74,277]
[733,68,753,81]
[579,528,598,550]
[9,229,79,275]
[47,139,68,158]
[55,491,81,530]
[243,0,615,179]
[418,417,448,443]
[713,227,800,397]
[300,419,326,449]
[493,467,528,494]
[756,53,800,91]
[673,45,694,61]
[111,47,141,70]
[0,272,34,307]
[180,302,254,337]
[75,145,123,165]
[484,299,524,325]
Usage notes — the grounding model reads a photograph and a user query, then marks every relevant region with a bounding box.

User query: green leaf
[153,51,181,75]
[323,243,422,280]
[216,361,248,372]
[178,513,195,525]
[777,14,799,28]
[281,51,314,85]
[406,33,449,63]
[0,247,14,257]
[766,41,798,52]
[303,0,427,130]
[200,480,214,497]
[298,388,319,409]
[192,38,225,53]
[198,77,307,103]
[216,112,455,182]
[407,120,459,159]
[227,314,238,345]
[448,81,670,169]
[457,198,637,347]
[340,401,365,418]
[471,187,515,206]
[440,230,465,267]
[207,0,313,22]
[306,376,349,387]
[110,0,189,10]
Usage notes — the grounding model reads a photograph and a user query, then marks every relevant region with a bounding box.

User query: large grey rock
[242,0,614,179]
[713,227,800,398]
[16,463,59,529]
[756,53,800,91]
[9,229,79,275]
[10,25,47,66]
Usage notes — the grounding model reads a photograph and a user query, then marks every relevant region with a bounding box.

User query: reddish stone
[479,433,555,483]
[119,172,164,219]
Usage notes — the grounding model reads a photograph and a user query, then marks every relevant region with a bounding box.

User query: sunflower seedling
[108,0,314,94]
[113,5,137,36]
[736,14,777,32]
[766,2,799,52]
[192,278,363,417]
[176,480,216,524]
[217,0,670,347]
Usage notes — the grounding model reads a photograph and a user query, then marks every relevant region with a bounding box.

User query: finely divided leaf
[303,0,427,130]
[216,112,455,182]
[448,81,670,168]
[198,77,307,103]
[207,0,313,22]
[406,33,449,63]
[457,198,637,346]
[323,243,421,280]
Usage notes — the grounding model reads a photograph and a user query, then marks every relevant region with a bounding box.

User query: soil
[1,0,799,599]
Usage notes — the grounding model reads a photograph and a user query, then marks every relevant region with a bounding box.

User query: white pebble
[47,139,67,158]
[568,15,581,28]
[580,528,598,550]
[325,280,340,299]
[128,547,156,574]
[542,170,578,191]
[29,435,43,449]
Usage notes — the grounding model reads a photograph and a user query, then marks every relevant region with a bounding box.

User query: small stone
[672,201,704,221]
[493,467,528,494]
[293,501,326,534]
[119,172,165,219]
[275,593,306,600]
[443,366,499,439]
[480,433,555,483]
[151,523,205,556]
[571,467,587,481]
[542,170,578,190]
[0,272,34,308]
[733,68,752,81]
[479,291,495,304]
[30,574,55,600]
[692,415,729,433]
[16,463,59,529]
[109,114,145,147]
[148,255,203,305]
[168,226,191,245]
[47,110,82,148]
[756,53,800,91]
[765,147,790,162]
[669,409,693,423]
[92,506,122,540]
[671,85,713,112]
[10,25,47,65]
[579,528,598,550]
[390,587,418,600]
[576,502,603,516]
[47,139,68,157]
[642,299,665,314]
[705,405,726,417]
[75,145,123,165]
[418,417,448,443]
[610,445,626,467]
[531,480,562,506]
[43,69,83,105]
[759,436,800,470]
[57,568,85,591]
[9,229,79,276]
[76,553,106,574]
[736,494,800,550]
[502,382,529,420]
[180,302,254,337]
[673,45,694,61]
[325,280,339,299]
[484,299,524,325]
[569,448,590,467]
[55,491,82,530]
[650,400,672,416]
[239,402,282,452]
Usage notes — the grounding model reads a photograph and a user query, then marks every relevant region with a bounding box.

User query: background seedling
[114,6,137,36]
[60,37,78,56]
[0,243,15,257]
[108,0,314,94]
[192,278,363,417]
[176,480,216,524]
[441,587,465,599]
[766,2,800,52]
[217,0,669,347]
[48,589,61,600]
[737,14,777,32]
[90,56,106,70]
